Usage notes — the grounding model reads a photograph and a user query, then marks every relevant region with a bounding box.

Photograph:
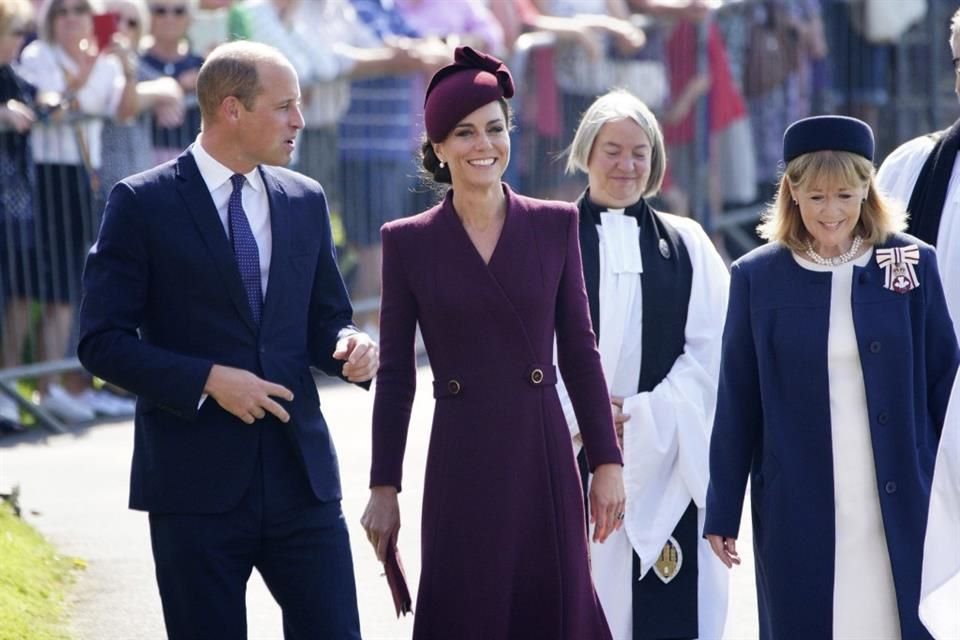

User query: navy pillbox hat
[782,115,875,164]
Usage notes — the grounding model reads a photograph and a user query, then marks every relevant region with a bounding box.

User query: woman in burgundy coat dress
[361,47,626,639]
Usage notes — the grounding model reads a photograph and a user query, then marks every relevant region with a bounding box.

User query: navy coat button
[869,341,881,353]
[885,481,897,494]
[447,379,461,395]
[878,412,889,425]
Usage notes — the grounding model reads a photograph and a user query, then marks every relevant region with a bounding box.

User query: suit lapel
[259,167,291,330]
[175,151,258,334]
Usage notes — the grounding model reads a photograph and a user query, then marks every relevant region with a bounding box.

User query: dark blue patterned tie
[228,174,263,324]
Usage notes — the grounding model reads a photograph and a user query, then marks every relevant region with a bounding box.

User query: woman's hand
[361,485,401,562]
[0,99,36,133]
[706,534,741,569]
[611,396,630,449]
[590,463,626,543]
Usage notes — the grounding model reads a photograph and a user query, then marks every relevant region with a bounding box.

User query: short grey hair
[564,89,666,197]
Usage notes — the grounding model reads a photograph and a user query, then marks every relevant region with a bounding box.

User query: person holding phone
[16,0,138,422]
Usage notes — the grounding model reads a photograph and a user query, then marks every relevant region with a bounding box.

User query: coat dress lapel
[439,185,541,364]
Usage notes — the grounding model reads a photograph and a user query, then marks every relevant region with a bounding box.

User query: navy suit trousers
[148,418,361,640]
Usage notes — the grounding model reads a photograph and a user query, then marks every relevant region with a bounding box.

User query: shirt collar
[191,134,264,194]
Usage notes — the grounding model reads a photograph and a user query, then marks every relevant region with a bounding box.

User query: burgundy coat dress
[371,184,623,639]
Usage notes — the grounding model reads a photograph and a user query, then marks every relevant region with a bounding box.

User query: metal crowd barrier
[2,3,956,433]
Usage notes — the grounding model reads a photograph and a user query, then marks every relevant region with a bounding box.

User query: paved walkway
[0,365,758,639]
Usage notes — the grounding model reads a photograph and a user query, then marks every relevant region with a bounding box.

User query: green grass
[0,501,79,640]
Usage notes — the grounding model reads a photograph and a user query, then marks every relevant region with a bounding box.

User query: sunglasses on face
[53,4,91,17]
[149,5,188,17]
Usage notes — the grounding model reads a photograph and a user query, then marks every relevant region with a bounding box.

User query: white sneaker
[80,389,136,417]
[41,385,96,423]
[0,393,20,423]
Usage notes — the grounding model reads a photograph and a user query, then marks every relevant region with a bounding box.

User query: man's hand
[333,332,379,382]
[361,486,400,562]
[590,463,626,543]
[203,364,294,424]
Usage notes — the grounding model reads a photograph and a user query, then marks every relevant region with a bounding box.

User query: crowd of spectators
[0,0,951,429]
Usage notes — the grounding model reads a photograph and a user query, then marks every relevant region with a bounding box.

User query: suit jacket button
[530,368,544,384]
[877,411,889,425]
[869,341,881,354]
[885,481,897,494]
[447,380,461,395]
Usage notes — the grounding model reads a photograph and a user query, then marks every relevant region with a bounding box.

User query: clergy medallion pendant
[652,536,683,584]
[658,238,671,259]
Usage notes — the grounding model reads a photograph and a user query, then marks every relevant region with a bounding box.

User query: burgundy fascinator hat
[423,46,515,143]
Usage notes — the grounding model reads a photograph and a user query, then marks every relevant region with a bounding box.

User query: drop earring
[439,160,446,169]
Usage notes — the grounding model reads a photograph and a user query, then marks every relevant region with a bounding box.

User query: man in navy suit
[78,41,378,639]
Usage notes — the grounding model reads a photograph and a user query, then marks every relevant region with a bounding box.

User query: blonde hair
[565,89,666,198]
[37,0,103,43]
[0,0,32,36]
[757,150,907,252]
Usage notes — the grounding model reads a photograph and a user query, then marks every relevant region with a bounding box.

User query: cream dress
[795,249,901,640]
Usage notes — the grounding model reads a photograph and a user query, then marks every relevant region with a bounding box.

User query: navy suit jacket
[79,150,359,514]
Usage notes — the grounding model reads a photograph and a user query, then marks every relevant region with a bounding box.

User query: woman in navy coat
[705,115,959,640]
[360,47,626,639]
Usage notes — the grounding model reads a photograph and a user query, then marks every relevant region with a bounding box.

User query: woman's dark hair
[418,97,512,192]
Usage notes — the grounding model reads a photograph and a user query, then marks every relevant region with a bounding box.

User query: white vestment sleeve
[875,135,934,209]
[920,374,960,639]
[620,216,729,576]
[555,345,582,453]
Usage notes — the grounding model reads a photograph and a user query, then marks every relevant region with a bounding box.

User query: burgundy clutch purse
[384,544,413,617]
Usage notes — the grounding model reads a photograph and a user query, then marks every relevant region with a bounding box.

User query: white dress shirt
[191,135,272,297]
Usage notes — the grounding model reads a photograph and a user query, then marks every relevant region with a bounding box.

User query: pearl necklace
[804,235,863,266]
